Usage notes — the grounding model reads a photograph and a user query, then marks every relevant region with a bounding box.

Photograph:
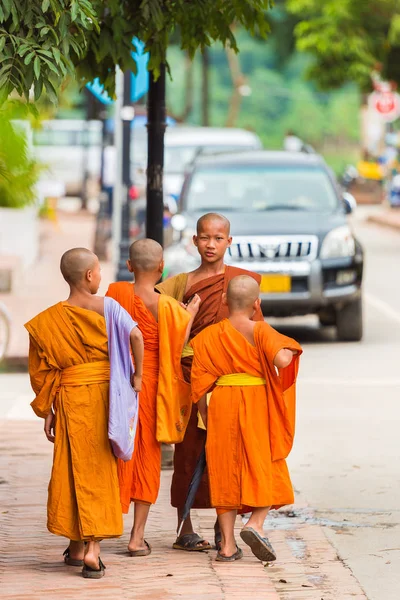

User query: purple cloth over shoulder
[104,296,139,462]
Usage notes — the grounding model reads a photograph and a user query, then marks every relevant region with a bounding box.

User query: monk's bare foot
[178,513,210,549]
[219,540,237,557]
[128,534,148,553]
[243,523,265,538]
[84,541,101,570]
[68,540,85,561]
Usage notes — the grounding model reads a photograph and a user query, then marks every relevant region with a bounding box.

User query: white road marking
[365,292,400,327]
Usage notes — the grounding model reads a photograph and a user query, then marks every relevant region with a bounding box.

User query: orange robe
[190,319,302,511]
[156,266,264,509]
[106,282,191,512]
[25,302,122,541]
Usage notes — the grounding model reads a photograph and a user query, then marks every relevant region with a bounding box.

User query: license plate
[260,274,291,293]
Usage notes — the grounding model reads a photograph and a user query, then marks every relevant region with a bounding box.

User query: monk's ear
[126,259,134,273]
[86,269,92,282]
[227,236,232,248]
[222,292,228,306]
[254,297,261,311]
[193,234,198,248]
[159,260,164,274]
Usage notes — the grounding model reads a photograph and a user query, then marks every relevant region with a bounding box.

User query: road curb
[367,212,400,231]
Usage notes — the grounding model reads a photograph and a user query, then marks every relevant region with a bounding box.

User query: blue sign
[86,38,149,105]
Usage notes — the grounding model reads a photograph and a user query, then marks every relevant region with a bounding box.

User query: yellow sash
[60,361,110,386]
[198,373,266,430]
[181,344,194,358]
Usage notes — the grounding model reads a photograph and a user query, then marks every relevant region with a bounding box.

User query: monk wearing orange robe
[25,248,144,578]
[156,212,264,551]
[106,239,200,556]
[190,275,302,562]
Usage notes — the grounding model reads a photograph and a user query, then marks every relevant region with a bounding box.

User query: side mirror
[171,214,187,232]
[343,192,357,214]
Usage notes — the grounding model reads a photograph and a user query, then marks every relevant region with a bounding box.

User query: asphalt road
[277,213,400,600]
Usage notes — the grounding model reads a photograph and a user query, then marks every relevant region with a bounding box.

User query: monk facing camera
[25,248,144,579]
[190,275,302,563]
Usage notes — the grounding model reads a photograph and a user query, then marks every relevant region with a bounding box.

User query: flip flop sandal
[215,545,243,562]
[63,547,84,567]
[173,533,212,552]
[129,540,152,557]
[82,557,106,579]
[214,531,222,552]
[240,527,277,562]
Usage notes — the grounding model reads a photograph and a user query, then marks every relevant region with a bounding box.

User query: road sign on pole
[368,91,400,122]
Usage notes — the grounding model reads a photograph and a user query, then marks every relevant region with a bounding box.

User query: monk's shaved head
[227,275,260,310]
[196,213,230,235]
[129,239,163,272]
[60,248,98,285]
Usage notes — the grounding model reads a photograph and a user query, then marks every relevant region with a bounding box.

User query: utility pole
[146,63,166,246]
[116,70,135,281]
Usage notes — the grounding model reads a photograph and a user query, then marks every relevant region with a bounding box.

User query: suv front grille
[228,236,318,261]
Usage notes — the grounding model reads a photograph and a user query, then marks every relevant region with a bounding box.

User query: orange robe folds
[190,319,302,511]
[106,282,191,512]
[25,303,122,541]
[156,266,264,509]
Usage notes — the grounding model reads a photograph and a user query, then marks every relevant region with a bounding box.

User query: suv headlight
[320,226,355,259]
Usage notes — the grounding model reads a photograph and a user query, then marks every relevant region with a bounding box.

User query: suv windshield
[186,165,338,212]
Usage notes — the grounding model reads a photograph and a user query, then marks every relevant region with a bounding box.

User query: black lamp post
[146,63,166,246]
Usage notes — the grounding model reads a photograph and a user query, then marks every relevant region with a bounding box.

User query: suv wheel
[336,297,363,342]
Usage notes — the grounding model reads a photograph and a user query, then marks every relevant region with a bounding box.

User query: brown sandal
[215,545,243,562]
[173,533,212,552]
[129,540,152,557]
[82,556,106,579]
[63,547,84,567]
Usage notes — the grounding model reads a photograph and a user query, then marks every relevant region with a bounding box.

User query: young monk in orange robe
[156,212,264,551]
[190,275,302,562]
[25,248,144,578]
[106,239,200,556]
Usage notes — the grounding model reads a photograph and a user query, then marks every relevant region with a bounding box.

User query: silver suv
[165,151,364,341]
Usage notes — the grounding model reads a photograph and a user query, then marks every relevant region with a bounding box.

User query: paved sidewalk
[0,415,367,600]
[367,207,400,231]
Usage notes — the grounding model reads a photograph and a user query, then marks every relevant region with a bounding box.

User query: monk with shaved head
[25,248,144,578]
[156,212,264,552]
[106,239,200,556]
[190,275,302,562]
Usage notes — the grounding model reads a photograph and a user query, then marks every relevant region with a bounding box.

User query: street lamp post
[116,70,135,281]
[146,63,166,246]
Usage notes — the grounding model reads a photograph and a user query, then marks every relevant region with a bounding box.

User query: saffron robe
[25,302,123,541]
[106,282,191,511]
[190,319,302,510]
[156,265,264,509]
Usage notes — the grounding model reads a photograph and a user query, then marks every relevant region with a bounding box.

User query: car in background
[166,150,364,341]
[132,125,263,230]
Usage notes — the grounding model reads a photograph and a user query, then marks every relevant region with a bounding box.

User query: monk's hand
[44,410,55,443]
[185,294,201,317]
[132,374,142,393]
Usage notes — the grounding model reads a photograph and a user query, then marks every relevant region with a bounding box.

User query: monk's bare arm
[183,294,201,344]
[130,327,144,392]
[274,348,298,369]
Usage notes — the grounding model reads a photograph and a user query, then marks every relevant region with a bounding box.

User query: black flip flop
[82,557,106,579]
[129,540,152,557]
[63,547,84,567]
[215,545,243,562]
[173,533,212,552]
[240,527,277,562]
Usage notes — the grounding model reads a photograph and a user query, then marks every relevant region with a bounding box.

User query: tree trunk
[225,45,245,128]
[146,64,166,246]
[201,47,210,126]
[168,53,194,123]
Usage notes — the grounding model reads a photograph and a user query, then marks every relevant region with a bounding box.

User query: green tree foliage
[0,101,41,207]
[0,0,273,103]
[286,0,400,90]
